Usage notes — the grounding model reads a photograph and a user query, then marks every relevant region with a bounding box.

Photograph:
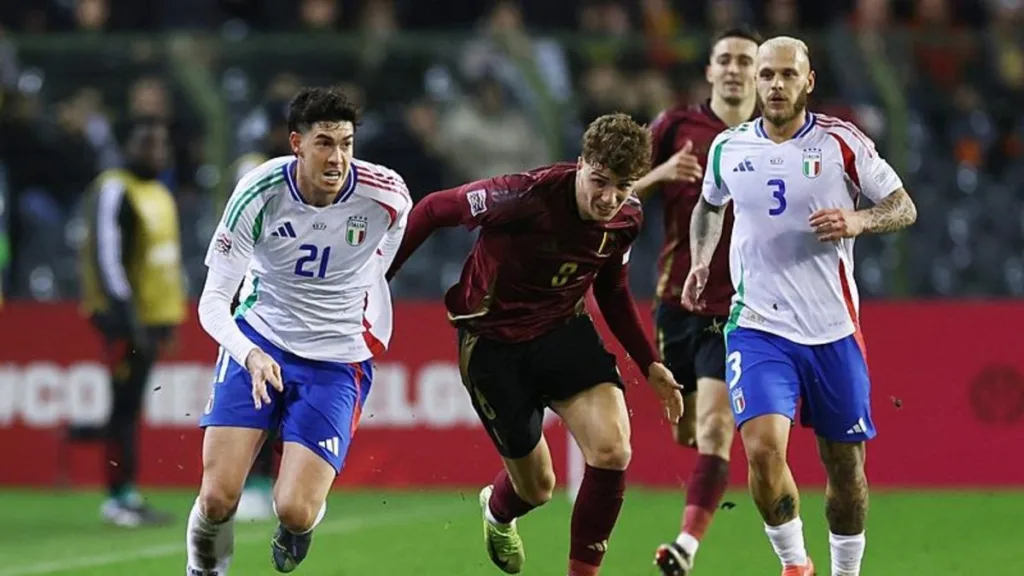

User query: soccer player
[79,116,185,527]
[682,37,917,576]
[387,113,684,576]
[185,87,411,575]
[634,27,761,576]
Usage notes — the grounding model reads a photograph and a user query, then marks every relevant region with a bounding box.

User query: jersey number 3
[294,244,332,278]
[767,178,787,216]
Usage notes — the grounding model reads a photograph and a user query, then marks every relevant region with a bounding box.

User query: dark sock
[568,465,626,574]
[487,469,536,524]
[106,380,140,501]
[681,454,730,540]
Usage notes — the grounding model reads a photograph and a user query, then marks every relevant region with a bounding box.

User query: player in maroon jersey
[388,113,683,576]
[631,28,761,576]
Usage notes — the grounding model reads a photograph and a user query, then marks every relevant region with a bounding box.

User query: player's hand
[245,348,283,410]
[656,140,703,184]
[809,208,865,242]
[680,264,710,312]
[647,362,684,423]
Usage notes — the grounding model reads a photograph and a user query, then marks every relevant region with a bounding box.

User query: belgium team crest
[346,216,368,246]
[802,148,822,179]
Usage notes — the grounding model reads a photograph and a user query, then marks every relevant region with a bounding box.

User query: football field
[0,488,1020,575]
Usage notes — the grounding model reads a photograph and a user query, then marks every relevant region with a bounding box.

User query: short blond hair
[759,36,811,67]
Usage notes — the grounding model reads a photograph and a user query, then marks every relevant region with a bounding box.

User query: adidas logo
[732,159,755,172]
[846,418,868,435]
[318,437,340,457]
[271,222,297,238]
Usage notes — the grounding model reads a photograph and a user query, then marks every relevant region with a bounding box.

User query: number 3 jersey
[205,155,411,363]
[703,113,903,345]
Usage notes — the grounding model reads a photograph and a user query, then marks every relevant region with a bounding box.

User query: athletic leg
[459,330,549,574]
[801,334,875,576]
[541,315,633,576]
[188,426,266,575]
[728,328,814,574]
[270,358,372,572]
[552,383,630,576]
[188,341,283,575]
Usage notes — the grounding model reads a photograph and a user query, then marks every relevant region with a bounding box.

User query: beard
[760,86,809,126]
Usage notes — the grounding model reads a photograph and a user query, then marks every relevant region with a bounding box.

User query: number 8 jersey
[703,113,903,345]
[205,156,411,363]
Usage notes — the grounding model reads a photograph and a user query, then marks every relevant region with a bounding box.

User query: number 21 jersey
[703,113,903,345]
[205,156,411,363]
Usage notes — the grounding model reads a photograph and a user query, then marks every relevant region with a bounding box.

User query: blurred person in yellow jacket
[79,116,185,527]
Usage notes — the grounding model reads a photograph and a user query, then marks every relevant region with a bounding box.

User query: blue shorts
[725,327,875,442]
[200,319,373,473]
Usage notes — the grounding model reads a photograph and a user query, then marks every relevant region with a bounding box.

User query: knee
[273,495,323,533]
[743,435,787,479]
[516,468,557,507]
[672,412,697,449]
[198,482,242,523]
[585,436,632,471]
[695,407,735,455]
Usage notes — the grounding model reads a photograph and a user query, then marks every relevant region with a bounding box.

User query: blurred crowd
[0,0,1023,300]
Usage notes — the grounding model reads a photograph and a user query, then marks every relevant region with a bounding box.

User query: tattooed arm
[857,188,917,234]
[690,196,728,267]
[811,188,917,242]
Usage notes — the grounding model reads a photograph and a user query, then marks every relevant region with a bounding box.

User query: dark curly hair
[581,113,652,182]
[287,86,361,134]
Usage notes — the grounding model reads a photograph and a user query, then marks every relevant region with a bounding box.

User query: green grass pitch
[0,488,1020,575]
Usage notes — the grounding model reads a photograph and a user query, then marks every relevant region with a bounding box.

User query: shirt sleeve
[827,124,904,204]
[94,178,133,301]
[371,172,413,274]
[204,173,268,280]
[702,133,733,206]
[591,247,659,377]
[386,173,535,279]
[197,268,258,366]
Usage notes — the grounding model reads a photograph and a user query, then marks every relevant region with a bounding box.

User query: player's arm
[591,249,659,377]
[691,136,732,268]
[196,183,264,367]
[386,174,532,279]
[811,130,918,240]
[92,178,145,343]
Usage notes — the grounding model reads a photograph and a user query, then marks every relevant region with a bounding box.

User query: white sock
[829,531,865,575]
[674,532,700,558]
[765,517,808,567]
[186,498,235,574]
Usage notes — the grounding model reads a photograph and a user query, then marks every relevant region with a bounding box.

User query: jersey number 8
[551,262,578,287]
[294,244,332,279]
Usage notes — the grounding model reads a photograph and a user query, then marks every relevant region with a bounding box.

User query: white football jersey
[205,156,412,363]
[703,113,903,345]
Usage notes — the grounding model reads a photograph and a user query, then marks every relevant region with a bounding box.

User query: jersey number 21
[294,244,331,278]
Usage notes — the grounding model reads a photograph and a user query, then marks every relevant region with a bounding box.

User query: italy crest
[346,215,367,246]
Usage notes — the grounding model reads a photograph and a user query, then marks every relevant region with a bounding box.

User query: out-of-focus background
[0,1,1021,574]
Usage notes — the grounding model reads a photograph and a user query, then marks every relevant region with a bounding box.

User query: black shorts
[654,303,727,396]
[457,314,623,459]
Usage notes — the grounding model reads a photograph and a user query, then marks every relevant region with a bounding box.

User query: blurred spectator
[437,74,547,182]
[360,98,449,201]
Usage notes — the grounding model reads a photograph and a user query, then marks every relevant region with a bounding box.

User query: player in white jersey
[185,87,411,575]
[681,37,917,576]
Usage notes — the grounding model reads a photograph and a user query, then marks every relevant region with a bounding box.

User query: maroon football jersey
[650,102,741,316]
[449,163,643,340]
